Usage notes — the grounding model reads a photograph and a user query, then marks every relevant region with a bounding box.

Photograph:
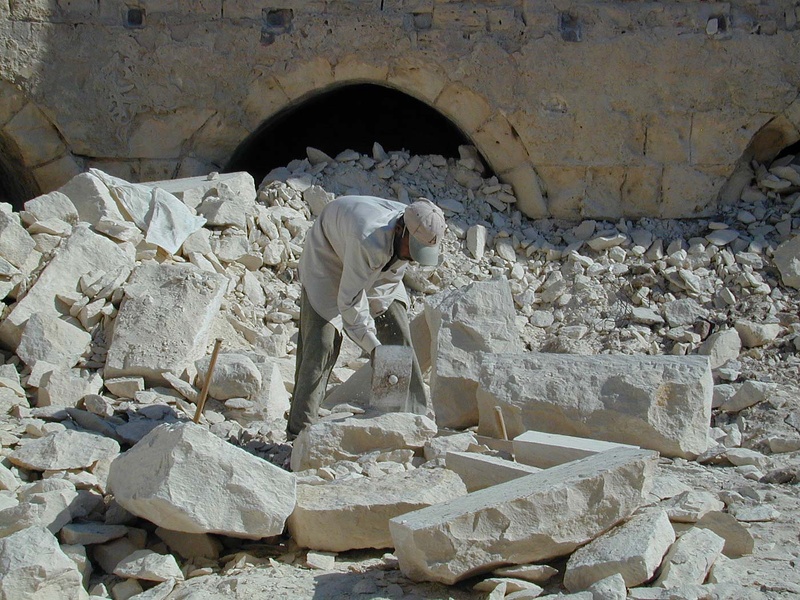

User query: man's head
[401,198,446,266]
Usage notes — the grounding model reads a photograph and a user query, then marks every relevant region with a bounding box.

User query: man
[287,195,446,438]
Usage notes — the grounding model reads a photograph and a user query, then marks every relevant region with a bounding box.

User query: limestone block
[733,319,782,348]
[128,109,214,159]
[16,312,92,369]
[22,190,79,225]
[563,510,675,591]
[93,536,144,575]
[661,490,725,523]
[104,376,145,399]
[502,163,548,219]
[2,102,65,167]
[661,165,726,218]
[387,59,446,104]
[492,563,558,584]
[104,262,228,386]
[534,166,586,219]
[654,527,725,588]
[423,431,477,461]
[291,412,437,472]
[445,451,541,492]
[477,353,712,459]
[0,211,36,268]
[276,57,334,102]
[58,171,126,227]
[113,549,184,582]
[473,114,530,174]
[37,367,103,408]
[247,356,291,421]
[719,380,777,414]
[107,422,296,539]
[435,82,493,133]
[410,311,432,373]
[0,526,89,600]
[288,467,467,552]
[698,329,741,369]
[695,511,754,558]
[9,428,119,471]
[155,526,223,560]
[32,154,84,195]
[512,430,637,469]
[60,522,129,545]
[195,353,262,400]
[0,223,134,350]
[0,481,78,536]
[333,54,389,83]
[772,235,800,289]
[427,279,521,429]
[389,447,658,584]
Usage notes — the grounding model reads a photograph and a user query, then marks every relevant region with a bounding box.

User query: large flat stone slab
[288,468,467,552]
[0,223,134,350]
[104,262,228,385]
[477,353,713,459]
[389,447,658,584]
[108,422,296,539]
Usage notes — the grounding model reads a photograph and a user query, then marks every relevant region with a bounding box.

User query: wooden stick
[494,405,508,441]
[194,338,223,423]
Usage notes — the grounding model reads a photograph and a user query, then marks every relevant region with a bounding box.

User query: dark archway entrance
[225,83,484,186]
[0,137,40,211]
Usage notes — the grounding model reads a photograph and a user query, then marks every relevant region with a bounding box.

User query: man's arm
[337,238,382,352]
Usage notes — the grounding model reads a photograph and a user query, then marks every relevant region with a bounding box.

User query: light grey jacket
[298,195,409,352]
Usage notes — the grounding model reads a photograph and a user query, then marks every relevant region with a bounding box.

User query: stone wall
[0,0,799,218]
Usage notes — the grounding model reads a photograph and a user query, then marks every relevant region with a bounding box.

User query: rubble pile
[0,143,798,599]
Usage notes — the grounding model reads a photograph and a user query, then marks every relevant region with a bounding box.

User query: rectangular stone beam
[445,451,542,492]
[512,430,638,469]
[389,447,658,585]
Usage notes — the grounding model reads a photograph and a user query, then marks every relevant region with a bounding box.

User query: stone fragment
[654,527,725,588]
[564,510,675,591]
[586,573,627,600]
[9,428,120,471]
[512,430,637,469]
[772,234,800,288]
[733,319,782,347]
[445,451,541,492]
[37,367,103,407]
[114,549,184,582]
[423,431,478,461]
[16,312,92,369]
[305,550,336,570]
[695,511,754,558]
[290,412,437,471]
[155,526,223,560]
[93,536,144,574]
[104,376,145,398]
[697,329,741,369]
[663,298,708,327]
[474,577,543,595]
[288,467,467,551]
[104,262,228,385]
[724,448,770,469]
[0,210,37,269]
[60,522,129,545]
[22,190,79,225]
[390,447,658,584]
[466,224,487,259]
[108,422,296,539]
[0,526,89,599]
[195,352,262,400]
[426,279,522,429]
[0,480,78,536]
[492,563,558,584]
[661,490,725,523]
[477,353,712,459]
[719,380,776,413]
[0,224,133,349]
[59,171,126,227]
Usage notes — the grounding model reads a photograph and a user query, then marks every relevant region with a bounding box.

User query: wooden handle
[193,338,223,423]
[494,406,508,441]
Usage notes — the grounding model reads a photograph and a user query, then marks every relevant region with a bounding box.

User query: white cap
[404,198,446,266]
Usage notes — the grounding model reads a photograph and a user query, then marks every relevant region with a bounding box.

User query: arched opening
[225,83,488,185]
[0,136,40,211]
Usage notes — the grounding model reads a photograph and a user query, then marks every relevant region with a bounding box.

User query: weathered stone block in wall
[473,114,530,174]
[0,224,134,350]
[476,353,713,459]
[0,80,26,127]
[389,447,658,585]
[128,109,214,159]
[535,166,586,219]
[621,165,663,218]
[691,110,771,166]
[645,113,691,163]
[427,279,521,429]
[661,165,728,218]
[334,54,390,83]
[243,74,292,130]
[502,163,548,219]
[583,167,625,219]
[104,262,228,385]
[275,57,334,102]
[288,468,467,552]
[435,82,492,133]
[388,59,447,104]
[432,5,486,30]
[2,103,64,167]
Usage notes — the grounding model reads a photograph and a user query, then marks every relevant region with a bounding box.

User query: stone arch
[0,78,82,208]
[721,95,800,204]
[231,57,547,218]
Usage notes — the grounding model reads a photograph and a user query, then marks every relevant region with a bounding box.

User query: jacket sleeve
[337,237,383,352]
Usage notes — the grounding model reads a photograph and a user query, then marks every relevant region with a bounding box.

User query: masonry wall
[0,0,799,219]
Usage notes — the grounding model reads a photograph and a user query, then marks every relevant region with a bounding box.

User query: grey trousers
[287,289,427,436]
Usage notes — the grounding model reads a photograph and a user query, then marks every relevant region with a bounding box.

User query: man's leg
[287,289,342,437]
[374,301,428,415]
